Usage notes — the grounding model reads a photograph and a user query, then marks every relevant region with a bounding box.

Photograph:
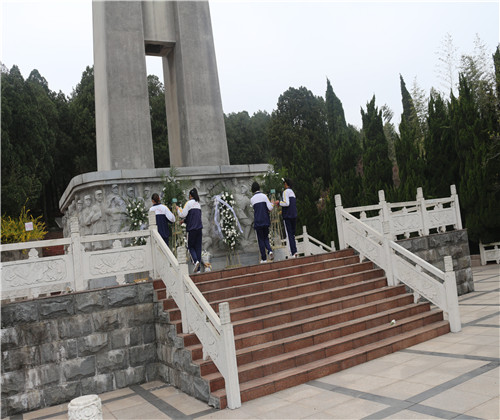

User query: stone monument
[60,0,267,270]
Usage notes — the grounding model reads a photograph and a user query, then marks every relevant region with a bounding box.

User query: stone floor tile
[375,379,433,400]
[454,373,500,397]
[140,380,167,390]
[385,408,442,419]
[22,403,67,420]
[108,402,170,420]
[346,375,399,393]
[421,388,493,413]
[455,333,499,345]
[322,398,389,419]
[100,387,135,401]
[375,361,440,381]
[102,394,144,412]
[464,396,500,419]
[272,383,322,402]
[102,405,118,420]
[315,371,365,386]
[262,401,331,419]
[483,366,500,378]
[405,368,457,386]
[198,407,257,419]
[241,394,290,415]
[292,391,354,411]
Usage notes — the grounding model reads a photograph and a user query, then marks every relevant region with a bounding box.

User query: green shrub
[1,206,47,244]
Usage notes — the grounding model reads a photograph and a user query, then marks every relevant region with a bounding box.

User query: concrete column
[93,1,154,171]
[68,394,102,420]
[164,1,230,167]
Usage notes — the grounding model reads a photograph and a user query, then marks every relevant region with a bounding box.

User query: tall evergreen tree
[395,75,425,200]
[360,96,393,204]
[269,86,329,240]
[147,75,169,168]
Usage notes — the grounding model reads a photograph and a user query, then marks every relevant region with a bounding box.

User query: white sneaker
[269,251,274,261]
[293,253,299,258]
[260,260,268,264]
[193,261,200,272]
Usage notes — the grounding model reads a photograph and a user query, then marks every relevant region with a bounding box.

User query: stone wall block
[81,373,114,395]
[42,381,80,407]
[154,363,169,383]
[62,356,96,381]
[58,315,93,339]
[1,370,26,396]
[21,320,59,346]
[107,285,138,308]
[125,303,154,327]
[155,304,170,322]
[110,328,130,349]
[1,327,22,350]
[179,371,193,395]
[78,332,109,356]
[2,346,40,373]
[1,301,39,328]
[4,390,42,417]
[145,362,161,382]
[39,364,61,387]
[143,323,156,344]
[136,282,154,303]
[96,349,128,373]
[39,296,75,319]
[193,376,210,402]
[92,309,123,332]
[40,340,78,364]
[75,291,107,313]
[129,343,156,366]
[114,366,145,388]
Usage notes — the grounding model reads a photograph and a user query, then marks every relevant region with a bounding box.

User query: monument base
[59,164,271,265]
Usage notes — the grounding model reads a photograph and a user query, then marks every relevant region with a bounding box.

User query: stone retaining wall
[0,282,208,417]
[397,230,474,295]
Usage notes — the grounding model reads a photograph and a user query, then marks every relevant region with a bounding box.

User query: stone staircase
[153,249,450,409]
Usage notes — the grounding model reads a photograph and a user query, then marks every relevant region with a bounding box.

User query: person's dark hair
[189,188,200,202]
[283,178,292,188]
[151,193,160,204]
[251,181,260,194]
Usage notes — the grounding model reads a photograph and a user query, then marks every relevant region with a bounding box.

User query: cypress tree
[360,96,393,204]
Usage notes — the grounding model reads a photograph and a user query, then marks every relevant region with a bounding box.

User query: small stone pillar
[68,394,102,420]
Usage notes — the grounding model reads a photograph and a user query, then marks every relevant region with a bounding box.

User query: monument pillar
[92,1,155,171]
[92,0,229,170]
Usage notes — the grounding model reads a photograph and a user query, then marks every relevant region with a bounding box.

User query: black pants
[284,218,297,255]
[255,226,272,261]
[187,228,202,267]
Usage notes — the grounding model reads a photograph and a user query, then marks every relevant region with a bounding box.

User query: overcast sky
[1,0,499,129]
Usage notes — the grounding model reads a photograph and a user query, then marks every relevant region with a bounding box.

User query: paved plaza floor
[10,264,499,420]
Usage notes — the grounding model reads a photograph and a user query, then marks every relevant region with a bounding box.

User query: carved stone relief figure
[232,178,252,247]
[140,186,152,211]
[106,184,126,233]
[90,189,108,250]
[81,195,94,250]
[126,186,136,200]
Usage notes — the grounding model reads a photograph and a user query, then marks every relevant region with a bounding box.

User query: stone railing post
[148,210,158,279]
[335,194,346,249]
[450,184,463,229]
[444,256,461,332]
[378,190,393,239]
[69,216,84,292]
[416,187,429,236]
[219,302,241,409]
[382,221,396,286]
[479,242,486,266]
[302,225,311,255]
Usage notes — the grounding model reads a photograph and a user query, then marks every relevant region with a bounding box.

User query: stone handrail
[296,226,335,256]
[342,185,462,240]
[335,203,461,333]
[1,214,242,409]
[479,241,500,265]
[147,212,241,409]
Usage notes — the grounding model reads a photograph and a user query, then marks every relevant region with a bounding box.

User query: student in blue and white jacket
[151,193,176,245]
[250,181,274,263]
[275,178,298,257]
[177,188,203,273]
